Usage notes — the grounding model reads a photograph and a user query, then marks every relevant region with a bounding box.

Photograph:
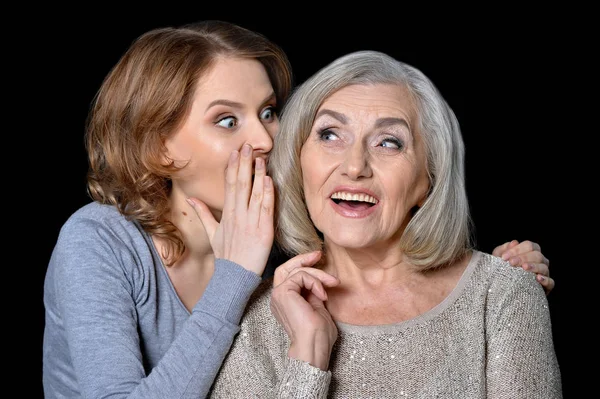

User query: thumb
[186,197,218,239]
[273,251,322,286]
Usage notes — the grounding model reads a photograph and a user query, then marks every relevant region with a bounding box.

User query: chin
[325,231,374,250]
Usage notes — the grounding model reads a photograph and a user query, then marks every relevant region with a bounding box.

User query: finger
[273,251,322,286]
[492,240,519,257]
[507,252,549,268]
[501,240,541,261]
[223,150,240,219]
[285,271,330,301]
[521,261,550,277]
[185,197,218,239]
[235,144,254,215]
[260,175,275,229]
[305,291,327,312]
[286,266,339,288]
[248,156,266,226]
[536,274,555,296]
[506,249,549,270]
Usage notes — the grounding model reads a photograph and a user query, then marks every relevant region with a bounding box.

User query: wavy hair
[85,20,293,265]
[270,50,472,270]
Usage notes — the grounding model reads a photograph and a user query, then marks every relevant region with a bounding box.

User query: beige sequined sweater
[208,251,562,398]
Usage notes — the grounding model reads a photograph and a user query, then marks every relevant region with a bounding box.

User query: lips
[329,188,379,218]
[331,191,378,205]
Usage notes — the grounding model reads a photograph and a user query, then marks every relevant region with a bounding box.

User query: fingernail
[242,144,252,156]
[186,198,195,207]
[501,253,510,261]
[537,275,546,282]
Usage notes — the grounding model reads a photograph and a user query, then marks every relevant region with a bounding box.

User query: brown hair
[85,20,293,265]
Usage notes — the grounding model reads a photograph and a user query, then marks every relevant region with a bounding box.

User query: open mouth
[331,192,378,209]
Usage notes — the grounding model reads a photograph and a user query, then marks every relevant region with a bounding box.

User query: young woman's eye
[260,106,278,122]
[380,137,403,150]
[216,116,237,129]
[317,128,339,141]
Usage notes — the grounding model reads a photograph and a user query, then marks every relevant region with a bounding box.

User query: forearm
[59,258,261,398]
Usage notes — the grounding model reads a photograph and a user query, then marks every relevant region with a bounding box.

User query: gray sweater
[43,202,262,398]
[208,251,562,398]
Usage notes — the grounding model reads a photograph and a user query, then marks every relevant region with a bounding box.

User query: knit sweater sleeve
[208,281,331,398]
[276,358,331,398]
[485,263,562,398]
[44,206,261,399]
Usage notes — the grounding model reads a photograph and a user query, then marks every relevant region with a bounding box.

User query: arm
[271,254,340,397]
[270,255,339,371]
[492,240,554,295]
[485,264,562,397]
[48,146,273,398]
[208,259,337,399]
[209,342,332,399]
[50,221,261,399]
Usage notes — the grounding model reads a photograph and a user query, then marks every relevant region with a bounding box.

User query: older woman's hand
[492,240,554,295]
[270,251,340,370]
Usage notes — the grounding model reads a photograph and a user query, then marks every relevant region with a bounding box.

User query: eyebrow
[375,117,410,130]
[315,109,347,124]
[205,92,276,112]
[315,109,410,130]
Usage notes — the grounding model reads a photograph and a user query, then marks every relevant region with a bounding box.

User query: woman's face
[300,83,430,250]
[165,57,278,220]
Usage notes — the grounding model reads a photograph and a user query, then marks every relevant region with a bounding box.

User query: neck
[321,245,472,325]
[320,243,417,292]
[154,190,216,265]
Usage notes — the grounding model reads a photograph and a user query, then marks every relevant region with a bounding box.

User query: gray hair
[270,50,473,269]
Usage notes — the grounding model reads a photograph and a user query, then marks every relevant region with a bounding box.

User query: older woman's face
[165,57,278,220]
[300,83,430,249]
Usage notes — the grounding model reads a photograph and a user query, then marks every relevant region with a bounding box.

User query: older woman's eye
[317,128,339,141]
[380,137,403,150]
[260,106,278,122]
[216,116,238,129]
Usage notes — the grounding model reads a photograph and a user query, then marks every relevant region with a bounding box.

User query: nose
[341,142,372,180]
[245,119,275,155]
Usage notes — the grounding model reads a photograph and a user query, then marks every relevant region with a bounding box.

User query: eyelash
[380,136,403,150]
[317,128,404,150]
[317,128,338,141]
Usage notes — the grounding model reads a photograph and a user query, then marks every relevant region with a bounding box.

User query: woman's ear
[417,182,432,208]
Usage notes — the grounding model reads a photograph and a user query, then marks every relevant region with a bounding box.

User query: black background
[27,10,587,398]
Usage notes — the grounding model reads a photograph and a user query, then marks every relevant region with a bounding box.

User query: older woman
[206,50,562,398]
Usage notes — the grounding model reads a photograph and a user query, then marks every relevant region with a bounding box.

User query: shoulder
[478,251,540,291]
[242,278,276,323]
[472,250,546,307]
[56,202,146,247]
[48,202,153,280]
[61,201,137,233]
[226,277,289,364]
[239,278,286,341]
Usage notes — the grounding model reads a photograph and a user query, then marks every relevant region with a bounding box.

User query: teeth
[331,192,378,204]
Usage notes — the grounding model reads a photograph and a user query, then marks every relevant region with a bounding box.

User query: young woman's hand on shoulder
[492,239,554,295]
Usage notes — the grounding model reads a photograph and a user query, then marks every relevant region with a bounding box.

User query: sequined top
[208,251,562,398]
